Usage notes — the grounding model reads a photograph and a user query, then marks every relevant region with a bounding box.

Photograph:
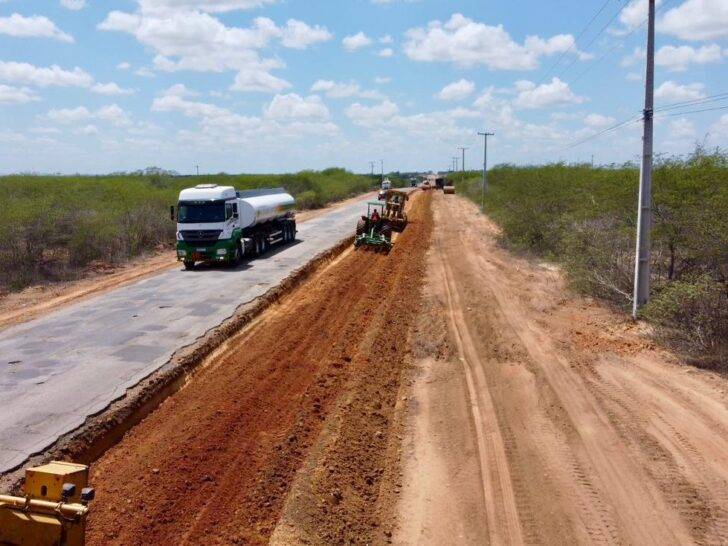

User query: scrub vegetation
[451,148,728,368]
[0,168,374,291]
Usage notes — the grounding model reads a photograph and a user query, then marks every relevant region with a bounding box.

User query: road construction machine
[354,202,392,252]
[171,185,296,269]
[381,189,409,232]
[0,461,94,546]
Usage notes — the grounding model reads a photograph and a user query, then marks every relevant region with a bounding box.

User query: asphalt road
[0,195,379,473]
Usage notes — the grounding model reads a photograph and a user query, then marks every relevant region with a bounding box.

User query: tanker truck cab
[174,184,296,270]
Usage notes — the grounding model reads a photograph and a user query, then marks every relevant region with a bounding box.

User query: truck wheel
[232,243,242,265]
[183,260,195,270]
[381,225,392,242]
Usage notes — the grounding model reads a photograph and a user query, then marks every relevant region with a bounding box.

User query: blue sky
[0,0,727,174]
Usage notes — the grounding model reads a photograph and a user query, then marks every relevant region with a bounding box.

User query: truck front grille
[180,230,223,246]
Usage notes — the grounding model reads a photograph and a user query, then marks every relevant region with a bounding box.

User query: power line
[536,0,615,86]
[654,92,728,113]
[658,103,728,118]
[556,0,627,80]
[561,114,642,150]
[566,0,677,86]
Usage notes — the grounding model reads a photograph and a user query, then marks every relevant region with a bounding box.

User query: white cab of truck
[174,184,296,269]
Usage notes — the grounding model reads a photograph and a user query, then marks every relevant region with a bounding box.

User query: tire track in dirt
[85,192,431,545]
[438,252,525,545]
[396,193,728,545]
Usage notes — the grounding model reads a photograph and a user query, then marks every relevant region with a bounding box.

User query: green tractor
[354,202,393,252]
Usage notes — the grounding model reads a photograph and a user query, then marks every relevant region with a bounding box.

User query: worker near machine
[371,209,381,224]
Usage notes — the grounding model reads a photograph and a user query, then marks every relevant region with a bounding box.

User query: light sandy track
[396,192,728,545]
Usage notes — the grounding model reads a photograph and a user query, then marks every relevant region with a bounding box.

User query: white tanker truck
[172,184,296,269]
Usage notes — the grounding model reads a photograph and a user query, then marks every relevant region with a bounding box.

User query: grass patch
[0,169,374,291]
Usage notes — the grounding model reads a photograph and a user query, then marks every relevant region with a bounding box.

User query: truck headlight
[216,248,227,256]
[177,250,186,257]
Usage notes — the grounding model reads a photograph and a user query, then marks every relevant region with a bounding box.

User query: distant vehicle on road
[172,184,296,269]
[378,177,393,200]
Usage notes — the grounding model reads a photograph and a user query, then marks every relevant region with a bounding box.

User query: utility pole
[380,159,384,183]
[369,161,375,176]
[458,147,468,172]
[478,131,494,211]
[195,165,199,176]
[452,156,459,171]
[633,0,655,318]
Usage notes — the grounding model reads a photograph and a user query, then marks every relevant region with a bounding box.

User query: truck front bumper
[176,239,236,262]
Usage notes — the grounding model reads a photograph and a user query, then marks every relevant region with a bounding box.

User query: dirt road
[396,193,728,545]
[85,192,431,545]
[80,190,728,545]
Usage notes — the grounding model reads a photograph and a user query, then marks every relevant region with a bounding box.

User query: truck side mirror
[170,205,175,221]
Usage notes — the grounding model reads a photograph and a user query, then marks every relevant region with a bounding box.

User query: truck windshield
[177,201,226,223]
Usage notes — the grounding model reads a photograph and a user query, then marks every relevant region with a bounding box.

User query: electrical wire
[567,0,676,86]
[536,0,616,86]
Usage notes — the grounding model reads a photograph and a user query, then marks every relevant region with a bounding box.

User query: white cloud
[436,79,475,101]
[659,0,728,40]
[655,44,724,71]
[379,35,393,44]
[0,84,39,104]
[345,100,399,127]
[709,113,728,140]
[279,19,332,49]
[264,93,329,120]
[60,0,86,10]
[374,76,390,84]
[117,61,132,70]
[584,113,616,127]
[342,32,372,51]
[91,82,136,95]
[79,124,99,135]
[513,78,585,109]
[655,81,705,102]
[98,7,326,92]
[619,0,663,32]
[137,0,278,13]
[310,79,384,100]
[378,48,394,58]
[152,93,230,118]
[0,61,93,88]
[0,13,74,42]
[667,117,696,139]
[45,104,131,126]
[403,13,582,70]
[231,69,291,93]
[163,83,200,98]
[621,47,645,67]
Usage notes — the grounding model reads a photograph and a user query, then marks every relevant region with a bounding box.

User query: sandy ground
[84,192,430,545]
[395,192,728,545]
[0,191,376,332]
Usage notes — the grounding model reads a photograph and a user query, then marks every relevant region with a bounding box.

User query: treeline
[0,168,374,290]
[451,148,728,369]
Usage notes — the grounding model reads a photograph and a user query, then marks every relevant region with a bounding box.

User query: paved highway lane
[0,196,376,473]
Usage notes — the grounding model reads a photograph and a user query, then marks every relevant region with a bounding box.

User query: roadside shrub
[451,148,728,364]
[0,168,371,291]
[642,276,728,363]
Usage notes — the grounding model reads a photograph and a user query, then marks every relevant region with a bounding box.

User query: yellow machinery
[382,189,409,232]
[443,185,456,194]
[0,461,94,546]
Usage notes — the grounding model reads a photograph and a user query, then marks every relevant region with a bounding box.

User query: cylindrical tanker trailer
[172,184,296,269]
